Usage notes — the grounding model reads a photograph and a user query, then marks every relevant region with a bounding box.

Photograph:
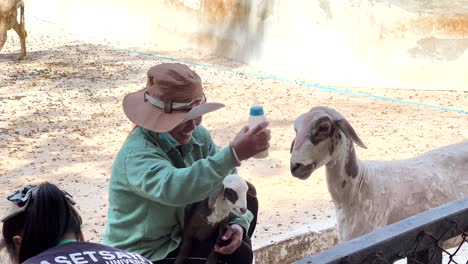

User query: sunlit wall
[28,0,468,90]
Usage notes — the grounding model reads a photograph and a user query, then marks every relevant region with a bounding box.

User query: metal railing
[295,197,468,264]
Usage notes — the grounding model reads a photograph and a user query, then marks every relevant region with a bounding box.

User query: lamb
[0,0,27,60]
[289,106,468,242]
[175,173,256,264]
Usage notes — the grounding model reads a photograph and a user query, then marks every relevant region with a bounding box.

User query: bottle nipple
[254,96,260,106]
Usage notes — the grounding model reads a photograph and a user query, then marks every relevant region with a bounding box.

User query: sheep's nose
[290,162,315,179]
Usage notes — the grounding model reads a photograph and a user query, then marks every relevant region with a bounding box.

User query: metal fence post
[295,197,468,264]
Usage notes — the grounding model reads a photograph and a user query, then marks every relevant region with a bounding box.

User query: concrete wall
[253,220,338,264]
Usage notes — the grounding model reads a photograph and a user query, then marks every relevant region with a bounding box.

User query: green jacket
[103,126,253,261]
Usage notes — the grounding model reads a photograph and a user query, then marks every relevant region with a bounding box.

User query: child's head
[1,182,82,263]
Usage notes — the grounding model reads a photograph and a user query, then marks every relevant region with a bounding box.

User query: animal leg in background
[0,0,26,60]
[0,25,7,51]
[13,0,26,60]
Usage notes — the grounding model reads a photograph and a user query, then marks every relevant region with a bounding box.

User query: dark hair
[2,182,82,263]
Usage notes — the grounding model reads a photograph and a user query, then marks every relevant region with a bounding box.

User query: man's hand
[231,121,271,161]
[214,224,244,255]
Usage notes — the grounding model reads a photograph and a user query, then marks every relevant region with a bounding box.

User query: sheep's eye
[318,124,329,132]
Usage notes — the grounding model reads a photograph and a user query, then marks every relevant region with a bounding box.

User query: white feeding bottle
[248,98,269,159]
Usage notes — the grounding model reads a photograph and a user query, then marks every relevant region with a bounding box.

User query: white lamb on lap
[175,173,254,264]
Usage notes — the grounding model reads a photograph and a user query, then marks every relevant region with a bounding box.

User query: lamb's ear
[208,186,224,209]
[246,181,257,197]
[335,119,367,149]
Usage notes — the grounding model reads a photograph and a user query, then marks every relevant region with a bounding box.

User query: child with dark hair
[1,182,152,264]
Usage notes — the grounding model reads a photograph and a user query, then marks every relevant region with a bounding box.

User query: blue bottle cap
[250,106,264,116]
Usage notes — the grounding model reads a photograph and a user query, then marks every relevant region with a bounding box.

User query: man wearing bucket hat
[103,63,270,263]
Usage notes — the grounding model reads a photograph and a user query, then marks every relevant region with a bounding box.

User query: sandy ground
[1,17,467,262]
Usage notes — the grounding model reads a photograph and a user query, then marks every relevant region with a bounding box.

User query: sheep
[175,173,256,264]
[289,106,468,242]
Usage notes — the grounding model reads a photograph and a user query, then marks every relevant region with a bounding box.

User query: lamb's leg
[206,250,218,264]
[206,224,229,264]
[174,237,193,264]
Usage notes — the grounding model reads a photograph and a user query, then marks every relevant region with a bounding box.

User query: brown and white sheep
[290,106,468,242]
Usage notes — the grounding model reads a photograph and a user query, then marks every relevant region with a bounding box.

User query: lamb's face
[223,174,249,216]
[290,109,336,179]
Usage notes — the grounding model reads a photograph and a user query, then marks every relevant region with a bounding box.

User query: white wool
[206,200,232,225]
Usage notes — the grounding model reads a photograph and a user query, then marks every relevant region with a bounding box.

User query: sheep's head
[290,107,367,180]
[208,174,249,217]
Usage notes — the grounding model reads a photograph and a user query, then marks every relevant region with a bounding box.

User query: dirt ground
[1,17,467,261]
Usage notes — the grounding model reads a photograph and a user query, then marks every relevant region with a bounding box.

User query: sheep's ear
[294,113,306,132]
[246,181,257,197]
[335,119,367,149]
[208,186,224,209]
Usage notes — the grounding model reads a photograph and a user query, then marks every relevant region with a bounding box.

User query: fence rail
[295,197,468,264]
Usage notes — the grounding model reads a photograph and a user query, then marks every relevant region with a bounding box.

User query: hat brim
[123,89,225,133]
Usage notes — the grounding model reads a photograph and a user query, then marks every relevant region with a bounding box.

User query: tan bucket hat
[123,63,225,133]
